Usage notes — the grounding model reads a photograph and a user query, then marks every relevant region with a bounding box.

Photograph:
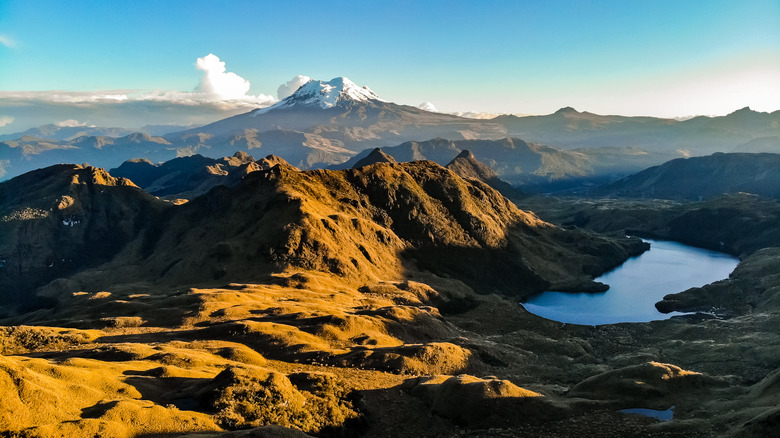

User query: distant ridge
[2,83,778,183]
[445,150,522,198]
[110,151,259,199]
[597,152,780,200]
[335,137,667,190]
[352,148,397,168]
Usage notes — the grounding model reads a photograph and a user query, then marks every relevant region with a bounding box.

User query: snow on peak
[254,77,382,115]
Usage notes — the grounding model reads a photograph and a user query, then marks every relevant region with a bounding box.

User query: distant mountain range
[496,106,780,155]
[109,152,259,199]
[0,132,176,180]
[596,152,780,200]
[162,77,507,168]
[1,77,778,184]
[334,138,672,189]
[0,123,193,142]
[0,124,136,142]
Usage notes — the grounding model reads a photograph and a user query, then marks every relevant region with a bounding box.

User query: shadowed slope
[598,152,780,200]
[0,165,166,308]
[445,149,523,198]
[109,151,258,199]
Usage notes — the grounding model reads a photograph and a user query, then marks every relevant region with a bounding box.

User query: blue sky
[0,0,778,132]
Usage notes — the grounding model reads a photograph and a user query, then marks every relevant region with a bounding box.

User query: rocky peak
[352,148,397,169]
[446,150,522,199]
[454,150,476,160]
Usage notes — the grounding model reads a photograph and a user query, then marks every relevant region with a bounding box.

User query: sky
[0,0,779,133]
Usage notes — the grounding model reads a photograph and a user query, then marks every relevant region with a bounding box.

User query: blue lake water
[522,239,739,325]
[619,406,674,421]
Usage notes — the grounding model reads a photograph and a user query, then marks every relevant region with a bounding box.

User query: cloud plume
[277,75,312,100]
[0,54,280,134]
[0,116,14,127]
[56,119,90,127]
[195,53,253,100]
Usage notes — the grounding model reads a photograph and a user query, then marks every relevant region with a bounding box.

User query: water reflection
[522,239,739,325]
[619,406,674,421]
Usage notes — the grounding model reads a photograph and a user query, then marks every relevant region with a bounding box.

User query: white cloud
[450,111,505,119]
[418,102,438,112]
[195,53,253,100]
[277,75,312,100]
[56,119,89,127]
[0,54,285,134]
[0,91,269,135]
[0,35,15,48]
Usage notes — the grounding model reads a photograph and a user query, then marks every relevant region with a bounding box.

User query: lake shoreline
[522,238,739,325]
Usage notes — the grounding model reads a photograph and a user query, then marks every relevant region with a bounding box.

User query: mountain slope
[336,137,674,188]
[0,124,135,142]
[109,151,258,198]
[598,152,780,200]
[162,77,508,168]
[1,160,645,312]
[0,133,174,180]
[0,165,165,308]
[3,86,778,183]
[352,148,398,168]
[445,150,522,198]
[732,136,780,153]
[4,161,777,437]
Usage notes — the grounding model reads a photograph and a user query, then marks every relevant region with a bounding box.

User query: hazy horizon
[1,0,779,134]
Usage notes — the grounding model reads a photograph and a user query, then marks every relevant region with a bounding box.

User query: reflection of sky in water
[619,406,674,421]
[523,239,739,325]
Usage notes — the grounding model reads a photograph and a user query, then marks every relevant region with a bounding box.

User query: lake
[522,239,739,325]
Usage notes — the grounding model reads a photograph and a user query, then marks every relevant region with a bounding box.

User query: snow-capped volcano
[255,77,383,115]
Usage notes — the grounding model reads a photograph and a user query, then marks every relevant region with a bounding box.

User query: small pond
[522,239,739,325]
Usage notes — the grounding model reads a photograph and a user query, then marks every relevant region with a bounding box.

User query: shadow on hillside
[402,245,549,298]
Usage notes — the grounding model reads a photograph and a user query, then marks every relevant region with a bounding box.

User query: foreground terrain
[0,159,778,437]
